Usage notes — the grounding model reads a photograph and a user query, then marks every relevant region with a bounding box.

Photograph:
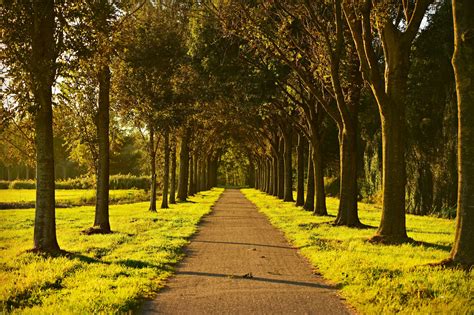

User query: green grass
[242,189,473,315]
[0,188,223,314]
[0,189,149,209]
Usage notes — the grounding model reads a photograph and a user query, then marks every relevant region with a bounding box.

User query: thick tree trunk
[335,127,361,226]
[188,155,195,196]
[449,0,474,267]
[177,128,190,201]
[372,101,409,242]
[148,126,157,211]
[313,138,327,216]
[161,130,170,209]
[296,134,305,206]
[169,138,176,204]
[283,129,294,202]
[32,0,59,252]
[248,158,255,188]
[304,145,315,211]
[93,65,111,233]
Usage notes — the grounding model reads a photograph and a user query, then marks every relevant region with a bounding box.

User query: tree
[2,0,61,252]
[343,0,434,242]
[447,0,474,267]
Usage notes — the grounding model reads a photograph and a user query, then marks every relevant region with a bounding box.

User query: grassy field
[0,189,149,209]
[0,188,223,313]
[242,189,473,314]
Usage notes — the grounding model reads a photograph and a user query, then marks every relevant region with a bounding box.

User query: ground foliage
[0,189,223,313]
[242,189,473,314]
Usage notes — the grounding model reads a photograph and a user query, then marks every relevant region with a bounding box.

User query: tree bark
[193,154,198,193]
[266,159,272,194]
[296,134,305,206]
[169,137,176,204]
[283,128,294,202]
[278,137,285,199]
[148,125,157,211]
[449,0,474,267]
[31,0,60,252]
[177,128,190,201]
[335,126,361,226]
[188,154,195,196]
[161,129,170,209]
[312,137,327,216]
[93,65,111,233]
[303,144,315,211]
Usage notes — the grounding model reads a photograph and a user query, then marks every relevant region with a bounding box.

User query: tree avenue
[0,0,472,276]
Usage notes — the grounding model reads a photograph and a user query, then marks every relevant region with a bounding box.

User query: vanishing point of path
[140,189,352,315]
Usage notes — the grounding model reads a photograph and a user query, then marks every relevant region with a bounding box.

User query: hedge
[2,175,151,190]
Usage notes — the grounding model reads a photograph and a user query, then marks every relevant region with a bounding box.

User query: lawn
[242,189,473,315]
[0,188,223,313]
[0,189,149,209]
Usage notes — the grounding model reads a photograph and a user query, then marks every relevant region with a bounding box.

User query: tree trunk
[169,137,176,204]
[93,65,111,233]
[193,154,198,193]
[200,157,207,191]
[313,138,327,216]
[177,128,190,201]
[278,137,285,199]
[266,159,272,194]
[296,134,305,206]
[188,154,195,196]
[283,129,294,202]
[161,129,170,209]
[449,0,474,267]
[148,125,157,211]
[335,127,361,226]
[31,0,59,252]
[304,145,315,211]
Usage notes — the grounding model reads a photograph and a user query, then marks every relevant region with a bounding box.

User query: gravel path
[139,189,352,315]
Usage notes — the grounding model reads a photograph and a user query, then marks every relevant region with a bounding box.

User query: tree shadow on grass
[410,241,451,252]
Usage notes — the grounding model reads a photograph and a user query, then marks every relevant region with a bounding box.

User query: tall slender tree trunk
[200,158,206,191]
[177,128,190,201]
[169,137,176,204]
[449,0,474,267]
[193,154,198,193]
[283,129,294,202]
[278,138,285,199]
[266,159,272,194]
[31,0,59,252]
[161,129,170,209]
[188,154,195,196]
[148,125,157,211]
[296,134,305,206]
[304,145,315,211]
[313,138,327,216]
[93,65,111,233]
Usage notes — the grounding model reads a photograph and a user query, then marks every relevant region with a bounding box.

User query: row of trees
[197,0,472,267]
[1,0,472,268]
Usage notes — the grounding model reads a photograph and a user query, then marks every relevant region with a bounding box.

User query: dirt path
[140,189,352,314]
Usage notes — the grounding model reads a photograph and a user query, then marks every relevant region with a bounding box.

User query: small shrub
[0,181,9,189]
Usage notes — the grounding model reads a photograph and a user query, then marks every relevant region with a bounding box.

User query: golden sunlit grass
[242,189,473,314]
[0,189,149,208]
[0,188,223,313]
